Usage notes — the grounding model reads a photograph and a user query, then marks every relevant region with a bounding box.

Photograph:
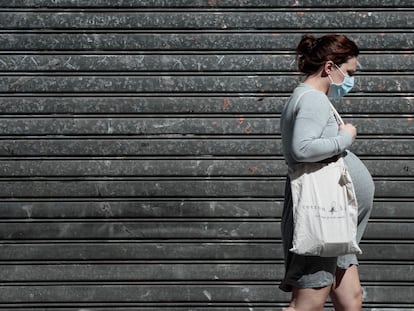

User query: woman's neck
[303,71,329,94]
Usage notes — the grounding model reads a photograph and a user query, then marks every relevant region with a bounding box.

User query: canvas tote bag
[288,90,361,257]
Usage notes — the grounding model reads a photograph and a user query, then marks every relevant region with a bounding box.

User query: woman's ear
[324,61,334,75]
[320,61,333,77]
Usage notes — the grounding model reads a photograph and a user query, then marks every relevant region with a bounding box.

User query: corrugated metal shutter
[0,1,412,310]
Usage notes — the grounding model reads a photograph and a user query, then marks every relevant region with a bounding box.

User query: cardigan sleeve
[290,91,353,162]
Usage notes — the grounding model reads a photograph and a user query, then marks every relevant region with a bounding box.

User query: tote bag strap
[292,88,344,125]
[328,101,344,125]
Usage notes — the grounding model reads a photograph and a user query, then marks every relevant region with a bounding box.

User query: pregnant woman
[279,34,375,311]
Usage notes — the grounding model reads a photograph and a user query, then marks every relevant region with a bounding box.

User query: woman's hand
[339,123,357,142]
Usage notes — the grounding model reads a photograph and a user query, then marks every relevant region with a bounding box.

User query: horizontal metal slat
[1,138,280,156]
[0,221,412,240]
[0,200,412,219]
[1,220,280,240]
[0,242,281,260]
[0,179,412,198]
[370,201,414,219]
[0,159,412,177]
[0,96,412,114]
[0,242,412,261]
[3,75,300,93]
[0,200,281,219]
[0,75,412,93]
[2,0,414,8]
[0,263,412,282]
[0,263,281,282]
[0,179,283,198]
[0,117,412,135]
[0,307,412,311]
[0,33,411,51]
[2,54,412,73]
[0,284,411,303]
[0,284,290,303]
[0,117,278,135]
[0,159,284,177]
[0,138,411,156]
[344,241,407,261]
[1,11,413,30]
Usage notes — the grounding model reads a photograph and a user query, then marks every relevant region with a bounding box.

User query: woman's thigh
[288,286,332,311]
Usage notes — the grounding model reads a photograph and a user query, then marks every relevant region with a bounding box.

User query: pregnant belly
[343,150,375,219]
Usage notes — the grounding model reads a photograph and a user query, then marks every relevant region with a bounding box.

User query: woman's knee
[347,286,363,309]
[352,286,363,307]
[331,285,363,311]
[331,266,363,311]
[345,288,362,311]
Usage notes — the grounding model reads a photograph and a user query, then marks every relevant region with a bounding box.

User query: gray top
[280,83,353,166]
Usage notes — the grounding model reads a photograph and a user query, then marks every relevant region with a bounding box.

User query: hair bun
[296,34,317,56]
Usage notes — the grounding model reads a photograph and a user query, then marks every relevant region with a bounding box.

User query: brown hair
[296,34,359,74]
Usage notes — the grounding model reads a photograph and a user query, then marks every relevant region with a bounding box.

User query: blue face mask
[328,64,354,98]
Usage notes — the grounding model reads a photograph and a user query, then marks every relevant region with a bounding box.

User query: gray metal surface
[0,1,413,310]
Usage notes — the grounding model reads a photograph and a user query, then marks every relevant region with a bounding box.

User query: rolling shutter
[0,1,413,310]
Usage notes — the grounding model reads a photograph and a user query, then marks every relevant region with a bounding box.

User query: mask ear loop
[334,64,348,77]
[326,62,341,84]
[327,63,345,125]
[327,74,336,84]
[328,63,343,85]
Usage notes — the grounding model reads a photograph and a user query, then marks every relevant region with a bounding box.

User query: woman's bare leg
[330,265,363,311]
[284,285,332,311]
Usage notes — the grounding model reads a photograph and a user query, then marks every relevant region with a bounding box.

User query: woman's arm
[291,94,353,162]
